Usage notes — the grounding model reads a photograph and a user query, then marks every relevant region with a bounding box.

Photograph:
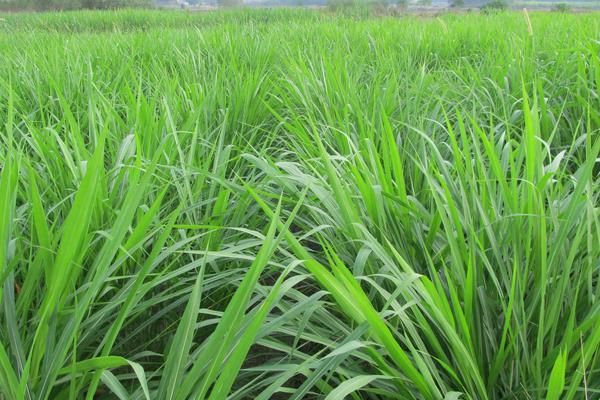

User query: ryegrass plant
[0,8,599,400]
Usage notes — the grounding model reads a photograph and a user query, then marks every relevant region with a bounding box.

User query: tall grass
[0,9,599,400]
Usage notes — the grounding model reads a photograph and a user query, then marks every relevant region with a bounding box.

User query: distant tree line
[324,0,511,10]
[0,0,150,11]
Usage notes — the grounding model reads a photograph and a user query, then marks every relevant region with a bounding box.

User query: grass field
[0,8,599,400]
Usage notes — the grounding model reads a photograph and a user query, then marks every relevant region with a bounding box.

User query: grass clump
[0,8,599,400]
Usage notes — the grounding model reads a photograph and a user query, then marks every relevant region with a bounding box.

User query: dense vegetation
[0,9,599,400]
[0,0,148,12]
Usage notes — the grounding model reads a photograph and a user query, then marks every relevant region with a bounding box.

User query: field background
[1,9,599,400]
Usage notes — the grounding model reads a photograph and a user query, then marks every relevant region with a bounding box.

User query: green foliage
[395,0,408,9]
[0,0,149,11]
[480,0,508,12]
[552,2,570,12]
[325,0,390,11]
[450,0,464,7]
[326,0,359,10]
[0,9,599,400]
[368,0,389,9]
[82,0,151,8]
